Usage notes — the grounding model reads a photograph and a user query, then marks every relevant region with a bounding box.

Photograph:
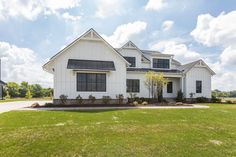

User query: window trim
[77,73,106,92]
[167,82,173,93]
[152,58,170,69]
[124,56,136,67]
[196,80,202,93]
[126,79,140,93]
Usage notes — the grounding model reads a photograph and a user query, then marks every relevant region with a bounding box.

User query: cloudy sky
[0,0,236,91]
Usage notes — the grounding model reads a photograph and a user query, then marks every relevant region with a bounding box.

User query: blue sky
[0,0,236,91]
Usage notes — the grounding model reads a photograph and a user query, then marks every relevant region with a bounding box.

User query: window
[127,79,140,93]
[167,82,173,93]
[196,80,202,93]
[153,58,170,69]
[77,73,106,92]
[124,57,136,67]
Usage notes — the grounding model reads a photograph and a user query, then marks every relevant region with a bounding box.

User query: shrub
[102,96,111,104]
[211,95,221,103]
[5,91,10,99]
[88,95,96,104]
[176,90,184,102]
[45,103,54,106]
[25,89,32,99]
[59,94,68,104]
[142,101,148,106]
[76,95,83,104]
[31,102,40,108]
[226,100,233,104]
[196,97,209,103]
[133,101,139,106]
[116,94,124,104]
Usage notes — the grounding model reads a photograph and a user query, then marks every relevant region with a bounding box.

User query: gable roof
[118,41,150,62]
[0,80,6,86]
[178,59,215,75]
[43,28,130,70]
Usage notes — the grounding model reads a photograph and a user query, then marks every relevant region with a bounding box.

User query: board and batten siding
[126,72,181,98]
[185,66,212,98]
[119,48,142,68]
[53,39,127,99]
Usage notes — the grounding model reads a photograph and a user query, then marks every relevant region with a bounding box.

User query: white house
[43,28,215,104]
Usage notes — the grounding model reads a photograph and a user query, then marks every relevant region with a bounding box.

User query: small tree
[60,94,68,105]
[25,89,32,99]
[176,90,184,102]
[145,71,167,102]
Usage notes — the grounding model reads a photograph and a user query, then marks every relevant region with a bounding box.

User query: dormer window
[124,57,136,67]
[153,58,170,69]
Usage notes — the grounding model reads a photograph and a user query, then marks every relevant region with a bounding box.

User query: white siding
[52,39,127,99]
[185,66,212,98]
[127,72,180,98]
[163,78,181,98]
[119,49,142,68]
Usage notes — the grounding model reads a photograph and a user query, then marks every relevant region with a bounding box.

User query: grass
[0,104,236,157]
[0,97,52,103]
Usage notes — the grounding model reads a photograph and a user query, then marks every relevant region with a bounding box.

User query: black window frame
[77,73,106,92]
[153,58,170,69]
[196,80,202,93]
[124,57,136,67]
[167,82,173,93]
[127,79,140,93]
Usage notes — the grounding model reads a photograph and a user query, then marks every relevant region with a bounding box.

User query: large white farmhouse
[43,28,215,103]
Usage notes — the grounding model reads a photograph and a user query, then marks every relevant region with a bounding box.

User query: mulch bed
[32,103,193,108]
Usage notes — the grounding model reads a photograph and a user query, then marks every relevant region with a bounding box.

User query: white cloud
[145,0,167,11]
[0,42,52,87]
[62,12,81,22]
[150,40,201,63]
[0,0,80,21]
[220,46,236,67]
[162,20,174,31]
[95,0,125,18]
[102,21,147,47]
[191,11,236,47]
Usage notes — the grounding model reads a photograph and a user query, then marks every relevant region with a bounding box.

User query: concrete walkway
[0,100,52,114]
[18,104,209,111]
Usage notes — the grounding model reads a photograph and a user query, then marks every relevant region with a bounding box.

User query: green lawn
[0,97,52,103]
[0,104,235,157]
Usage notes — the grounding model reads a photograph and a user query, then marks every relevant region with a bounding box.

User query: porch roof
[67,59,116,71]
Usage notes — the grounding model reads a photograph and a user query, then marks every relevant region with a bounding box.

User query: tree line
[212,89,236,98]
[3,81,53,99]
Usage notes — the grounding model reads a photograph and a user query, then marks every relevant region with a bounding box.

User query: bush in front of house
[142,101,148,106]
[176,90,184,102]
[196,97,209,103]
[59,94,68,104]
[132,101,139,106]
[88,95,96,104]
[76,95,83,104]
[102,96,111,104]
[116,94,124,104]
[31,102,40,108]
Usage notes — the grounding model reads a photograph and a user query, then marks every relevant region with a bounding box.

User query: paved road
[0,100,52,114]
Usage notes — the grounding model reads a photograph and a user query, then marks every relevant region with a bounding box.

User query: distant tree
[19,81,29,97]
[42,88,53,97]
[30,84,43,98]
[5,82,20,98]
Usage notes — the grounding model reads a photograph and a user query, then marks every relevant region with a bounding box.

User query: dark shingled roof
[0,80,6,85]
[127,68,182,73]
[67,59,115,71]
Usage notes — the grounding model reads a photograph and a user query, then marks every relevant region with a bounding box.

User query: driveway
[0,100,51,114]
